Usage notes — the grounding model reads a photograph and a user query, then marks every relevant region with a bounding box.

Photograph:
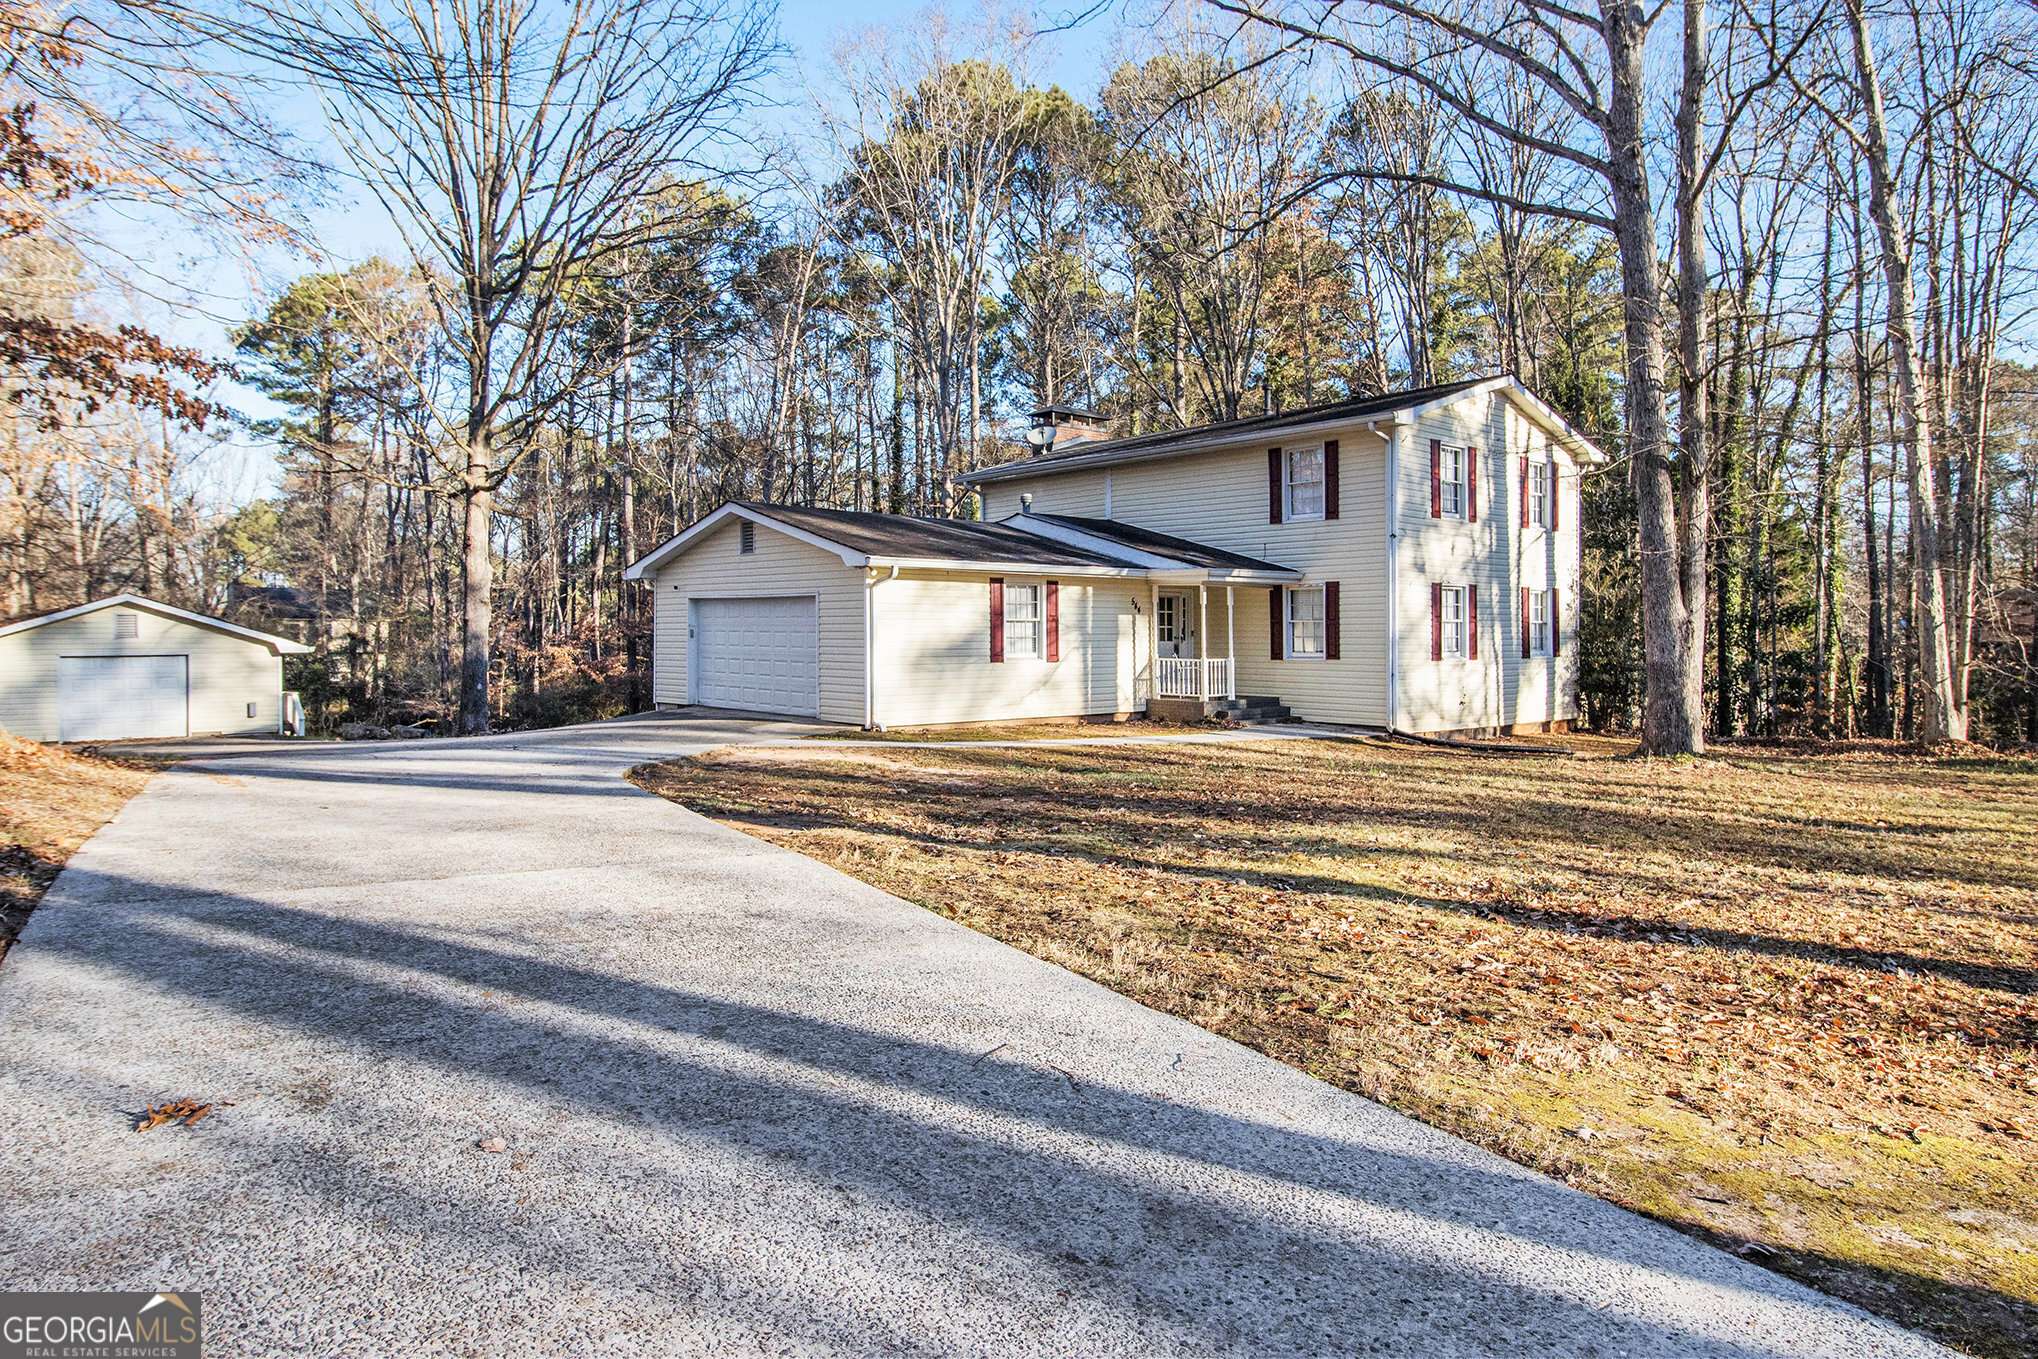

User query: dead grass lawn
[634,734,2038,1357]
[0,732,153,965]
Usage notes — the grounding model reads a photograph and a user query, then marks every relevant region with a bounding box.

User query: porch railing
[1156,656,1233,700]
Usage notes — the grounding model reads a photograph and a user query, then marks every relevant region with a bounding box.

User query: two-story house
[623,375,1601,734]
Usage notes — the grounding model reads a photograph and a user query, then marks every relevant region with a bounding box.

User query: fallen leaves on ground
[1,732,153,966]
[133,1098,216,1132]
[634,733,2038,1358]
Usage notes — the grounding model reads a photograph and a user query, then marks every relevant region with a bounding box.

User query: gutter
[866,555,1147,578]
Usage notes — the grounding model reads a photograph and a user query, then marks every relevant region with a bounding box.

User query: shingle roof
[1025,514,1292,573]
[965,377,1494,483]
[741,503,1138,568]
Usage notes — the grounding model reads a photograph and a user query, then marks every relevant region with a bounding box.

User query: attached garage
[690,596,820,716]
[625,501,1296,729]
[0,594,311,743]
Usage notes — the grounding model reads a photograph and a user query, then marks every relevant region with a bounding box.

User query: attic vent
[739,520,756,555]
[114,612,138,639]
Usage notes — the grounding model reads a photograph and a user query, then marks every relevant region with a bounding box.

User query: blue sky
[122,0,1114,505]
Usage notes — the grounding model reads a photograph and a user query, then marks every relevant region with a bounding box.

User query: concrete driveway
[0,713,1944,1357]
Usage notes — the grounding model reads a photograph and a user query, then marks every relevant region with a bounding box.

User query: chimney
[1024,403,1112,453]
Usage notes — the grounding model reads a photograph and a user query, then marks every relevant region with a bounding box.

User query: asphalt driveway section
[0,713,1950,1357]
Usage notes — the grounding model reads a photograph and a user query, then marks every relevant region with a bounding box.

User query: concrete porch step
[1207,694,1292,724]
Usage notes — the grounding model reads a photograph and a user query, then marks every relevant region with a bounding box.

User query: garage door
[58,655,189,741]
[692,596,819,717]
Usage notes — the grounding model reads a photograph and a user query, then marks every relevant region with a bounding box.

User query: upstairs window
[738,520,756,554]
[1005,583,1042,659]
[1287,585,1326,658]
[1284,445,1326,521]
[1530,462,1551,528]
[1440,445,1467,518]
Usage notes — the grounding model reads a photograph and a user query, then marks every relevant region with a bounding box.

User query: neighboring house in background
[0,594,311,742]
[624,375,1600,734]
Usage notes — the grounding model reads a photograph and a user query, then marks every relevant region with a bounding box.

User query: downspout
[1379,415,1413,733]
[1375,420,1397,731]
[864,565,898,730]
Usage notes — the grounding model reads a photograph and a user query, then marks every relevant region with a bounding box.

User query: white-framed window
[1005,582,1042,659]
[1287,584,1326,659]
[1285,444,1326,521]
[1440,585,1468,659]
[738,520,756,554]
[1441,444,1467,518]
[1530,461,1551,528]
[1156,593,1183,644]
[1529,589,1549,656]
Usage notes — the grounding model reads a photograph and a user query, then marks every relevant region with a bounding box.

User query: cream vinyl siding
[0,606,282,741]
[1504,401,1582,728]
[871,570,1146,727]
[1393,391,1581,732]
[989,432,1391,727]
[646,517,866,724]
[978,467,1109,520]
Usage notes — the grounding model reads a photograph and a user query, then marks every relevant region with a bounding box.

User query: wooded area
[2,0,2035,749]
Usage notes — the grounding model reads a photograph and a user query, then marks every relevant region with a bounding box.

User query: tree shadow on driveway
[11,871,1950,1358]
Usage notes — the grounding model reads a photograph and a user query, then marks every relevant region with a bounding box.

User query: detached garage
[0,594,311,743]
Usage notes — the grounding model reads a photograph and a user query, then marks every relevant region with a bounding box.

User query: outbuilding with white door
[0,594,311,743]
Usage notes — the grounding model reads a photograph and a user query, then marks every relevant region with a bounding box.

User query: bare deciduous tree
[261,0,775,731]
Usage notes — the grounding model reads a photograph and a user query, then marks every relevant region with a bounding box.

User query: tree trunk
[458,449,494,736]
[1847,0,1964,742]
[1615,0,1705,755]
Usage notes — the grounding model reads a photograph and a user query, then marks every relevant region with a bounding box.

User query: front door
[1157,592,1198,659]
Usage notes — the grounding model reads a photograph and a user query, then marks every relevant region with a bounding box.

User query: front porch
[1147,582,1289,723]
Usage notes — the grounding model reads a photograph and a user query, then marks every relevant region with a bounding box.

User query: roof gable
[624,501,1154,580]
[0,594,313,654]
[624,501,1304,581]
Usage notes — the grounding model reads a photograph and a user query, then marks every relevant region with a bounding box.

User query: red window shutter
[1045,581,1060,662]
[1430,582,1443,661]
[1551,586,1562,657]
[1467,447,1479,522]
[989,578,1005,663]
[1268,448,1283,524]
[1552,470,1562,532]
[1520,456,1530,527]
[1430,440,1442,517]
[1325,580,1341,659]
[1324,440,1340,520]
[1521,588,1531,658]
[1468,584,1480,659]
[1269,587,1284,660]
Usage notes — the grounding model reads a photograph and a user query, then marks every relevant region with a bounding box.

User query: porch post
[1198,585,1209,698]
[1226,586,1236,698]
[1148,580,1158,703]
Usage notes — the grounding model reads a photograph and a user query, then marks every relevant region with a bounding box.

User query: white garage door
[692,596,819,717]
[58,655,189,741]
